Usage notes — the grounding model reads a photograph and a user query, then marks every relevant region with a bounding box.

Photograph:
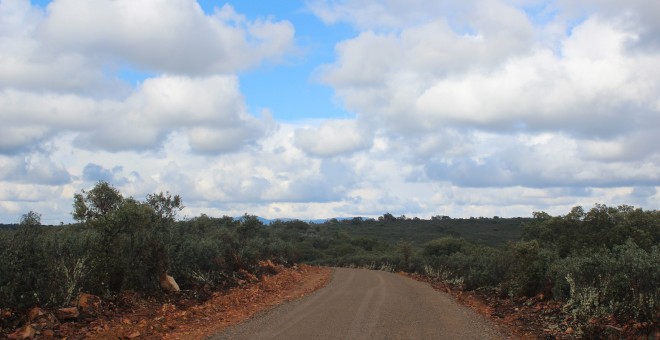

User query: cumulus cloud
[294,119,373,157]
[313,0,660,194]
[0,1,128,95]
[2,0,660,223]
[72,75,271,153]
[82,163,128,185]
[321,16,659,137]
[0,90,96,154]
[0,0,298,222]
[39,0,295,75]
[416,130,660,188]
[0,183,64,202]
[63,126,356,211]
[175,126,357,204]
[556,0,660,50]
[0,154,71,185]
[0,0,293,155]
[1,74,273,155]
[0,126,53,154]
[631,186,656,198]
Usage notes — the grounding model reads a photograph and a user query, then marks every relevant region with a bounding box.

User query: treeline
[1,182,658,333]
[0,182,297,309]
[300,205,659,330]
[296,205,659,328]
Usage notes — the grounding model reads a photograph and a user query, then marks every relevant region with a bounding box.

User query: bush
[0,212,60,308]
[421,237,510,290]
[169,233,228,287]
[555,241,659,324]
[422,237,470,258]
[502,240,556,297]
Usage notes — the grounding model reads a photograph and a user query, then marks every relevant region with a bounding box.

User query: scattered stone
[56,307,80,320]
[0,265,331,339]
[605,325,623,332]
[27,308,45,322]
[26,307,58,330]
[8,324,36,339]
[78,293,102,316]
[126,330,141,338]
[260,259,280,274]
[160,273,180,292]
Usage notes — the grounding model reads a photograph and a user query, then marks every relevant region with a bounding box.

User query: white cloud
[81,163,128,184]
[424,139,660,188]
[2,0,660,224]
[0,0,293,155]
[311,0,660,200]
[0,126,52,154]
[0,153,70,185]
[294,119,373,157]
[302,0,660,215]
[1,74,273,154]
[39,0,295,75]
[556,0,660,50]
[0,182,64,203]
[72,75,272,153]
[0,1,127,95]
[2,126,658,223]
[321,15,659,139]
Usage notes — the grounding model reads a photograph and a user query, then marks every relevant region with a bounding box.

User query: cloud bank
[0,0,658,223]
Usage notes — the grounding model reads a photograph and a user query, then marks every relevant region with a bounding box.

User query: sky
[1,0,659,224]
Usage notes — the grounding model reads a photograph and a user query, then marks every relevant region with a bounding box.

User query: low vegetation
[1,182,658,337]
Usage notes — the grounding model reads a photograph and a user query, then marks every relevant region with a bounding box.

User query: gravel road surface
[212,268,509,339]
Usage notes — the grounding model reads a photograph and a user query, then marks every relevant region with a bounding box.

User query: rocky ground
[0,264,331,339]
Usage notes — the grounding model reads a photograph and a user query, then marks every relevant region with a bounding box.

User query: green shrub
[556,241,659,324]
[0,212,59,308]
[421,237,510,290]
[502,240,556,297]
[422,237,470,257]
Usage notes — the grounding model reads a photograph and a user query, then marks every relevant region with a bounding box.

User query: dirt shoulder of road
[2,265,332,339]
[403,273,658,339]
[164,265,332,339]
[403,272,555,339]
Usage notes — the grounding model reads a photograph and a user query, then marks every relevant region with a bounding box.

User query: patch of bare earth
[164,265,331,340]
[1,265,331,340]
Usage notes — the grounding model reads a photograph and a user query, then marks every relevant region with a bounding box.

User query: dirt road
[212,268,509,339]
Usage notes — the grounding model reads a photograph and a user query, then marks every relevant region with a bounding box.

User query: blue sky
[190,0,356,121]
[2,0,659,223]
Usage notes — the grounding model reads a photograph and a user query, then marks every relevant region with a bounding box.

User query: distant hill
[318,217,531,247]
[242,216,356,225]
[0,224,18,230]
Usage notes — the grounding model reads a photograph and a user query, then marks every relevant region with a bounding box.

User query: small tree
[146,192,183,223]
[73,181,123,223]
[379,213,396,222]
[0,211,50,307]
